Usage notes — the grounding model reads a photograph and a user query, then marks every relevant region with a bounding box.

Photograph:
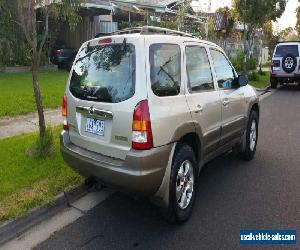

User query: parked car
[60,26,260,224]
[271,41,300,89]
[50,40,76,69]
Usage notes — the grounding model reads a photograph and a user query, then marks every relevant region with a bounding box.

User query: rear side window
[69,43,135,103]
[274,45,299,57]
[186,46,214,92]
[150,44,181,97]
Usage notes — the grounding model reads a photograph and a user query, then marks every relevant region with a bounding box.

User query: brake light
[99,38,112,44]
[132,100,153,150]
[62,94,69,131]
[55,49,62,56]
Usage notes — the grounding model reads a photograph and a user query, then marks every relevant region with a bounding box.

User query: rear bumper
[271,73,300,82]
[60,131,172,196]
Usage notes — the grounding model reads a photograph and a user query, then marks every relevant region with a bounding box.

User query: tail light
[62,94,69,131]
[132,100,153,150]
[55,49,62,56]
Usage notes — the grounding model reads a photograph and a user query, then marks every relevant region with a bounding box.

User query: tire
[282,54,297,73]
[162,144,198,224]
[239,111,259,161]
[271,78,278,89]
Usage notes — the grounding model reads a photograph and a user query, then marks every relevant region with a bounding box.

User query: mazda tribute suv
[60,26,260,224]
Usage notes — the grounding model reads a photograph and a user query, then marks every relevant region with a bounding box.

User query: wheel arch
[174,133,201,165]
[152,131,202,208]
[251,103,260,121]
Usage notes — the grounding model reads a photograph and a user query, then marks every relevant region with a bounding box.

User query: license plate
[85,118,105,136]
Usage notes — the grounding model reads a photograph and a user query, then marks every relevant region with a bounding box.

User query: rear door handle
[195,104,203,113]
[223,99,230,106]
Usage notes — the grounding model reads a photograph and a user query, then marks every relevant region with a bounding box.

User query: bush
[231,52,257,72]
[231,51,244,73]
[247,71,259,81]
[0,42,32,67]
[246,56,257,71]
[33,126,54,158]
[258,70,267,76]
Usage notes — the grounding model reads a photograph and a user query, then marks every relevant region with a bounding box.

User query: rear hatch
[66,36,146,160]
[273,44,299,74]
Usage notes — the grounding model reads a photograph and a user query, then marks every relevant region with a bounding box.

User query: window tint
[150,44,181,97]
[186,46,214,92]
[210,49,236,89]
[69,43,135,103]
[275,45,299,57]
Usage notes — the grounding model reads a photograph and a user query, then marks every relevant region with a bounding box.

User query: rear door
[209,48,246,145]
[66,36,147,160]
[184,43,222,156]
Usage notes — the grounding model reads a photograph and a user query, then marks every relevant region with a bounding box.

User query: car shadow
[277,84,300,91]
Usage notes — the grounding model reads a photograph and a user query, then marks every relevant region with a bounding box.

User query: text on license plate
[85,118,105,136]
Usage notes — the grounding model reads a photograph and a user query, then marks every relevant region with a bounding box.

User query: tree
[3,0,81,139]
[233,0,287,72]
[262,21,279,59]
[295,1,300,37]
[278,27,298,41]
[175,0,192,31]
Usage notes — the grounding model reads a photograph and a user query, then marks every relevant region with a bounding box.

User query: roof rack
[111,26,194,38]
[277,41,300,44]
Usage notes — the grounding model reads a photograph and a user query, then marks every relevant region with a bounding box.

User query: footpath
[0,109,61,139]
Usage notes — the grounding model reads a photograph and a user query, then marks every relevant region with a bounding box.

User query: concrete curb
[0,184,88,246]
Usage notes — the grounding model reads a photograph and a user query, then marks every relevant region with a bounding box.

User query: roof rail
[111,26,194,38]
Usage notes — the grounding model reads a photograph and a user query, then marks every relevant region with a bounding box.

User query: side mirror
[238,75,248,87]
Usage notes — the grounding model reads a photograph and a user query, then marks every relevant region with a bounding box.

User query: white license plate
[85,118,105,136]
[273,67,281,71]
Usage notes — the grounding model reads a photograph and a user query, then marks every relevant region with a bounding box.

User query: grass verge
[0,70,69,117]
[249,71,271,89]
[0,126,83,223]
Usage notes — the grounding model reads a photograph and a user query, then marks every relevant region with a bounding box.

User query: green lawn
[0,127,83,223]
[249,71,271,89]
[0,71,69,117]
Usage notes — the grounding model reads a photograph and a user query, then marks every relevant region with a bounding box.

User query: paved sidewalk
[0,109,61,139]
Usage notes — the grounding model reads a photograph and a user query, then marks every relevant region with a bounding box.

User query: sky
[191,0,299,31]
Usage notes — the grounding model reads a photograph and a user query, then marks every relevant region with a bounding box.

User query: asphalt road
[36,86,300,250]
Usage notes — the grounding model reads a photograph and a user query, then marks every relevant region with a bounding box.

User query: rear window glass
[150,44,181,97]
[69,43,135,103]
[274,45,299,57]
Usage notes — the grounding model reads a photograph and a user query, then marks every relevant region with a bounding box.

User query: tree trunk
[30,2,46,137]
[32,50,46,137]
[243,23,247,74]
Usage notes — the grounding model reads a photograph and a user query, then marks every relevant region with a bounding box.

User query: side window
[210,49,236,89]
[186,46,214,92]
[150,44,181,97]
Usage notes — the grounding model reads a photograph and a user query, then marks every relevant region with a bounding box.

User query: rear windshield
[274,45,299,57]
[69,43,135,103]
